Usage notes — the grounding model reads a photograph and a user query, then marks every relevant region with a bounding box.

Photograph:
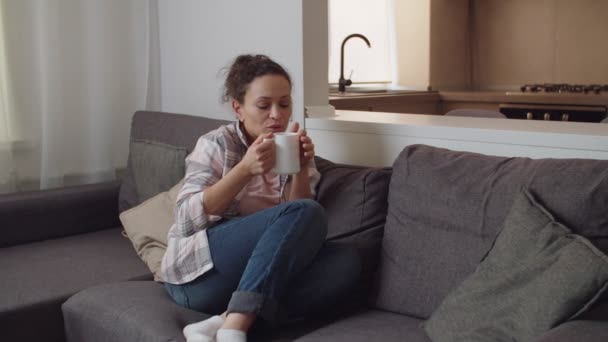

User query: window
[328,0,393,85]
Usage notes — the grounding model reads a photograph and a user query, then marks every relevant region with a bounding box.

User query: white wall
[303,0,330,110]
[158,0,327,125]
[392,0,431,89]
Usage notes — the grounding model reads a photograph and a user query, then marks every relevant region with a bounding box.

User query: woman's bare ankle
[221,312,256,331]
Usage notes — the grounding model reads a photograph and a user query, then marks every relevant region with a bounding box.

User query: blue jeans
[164,199,361,324]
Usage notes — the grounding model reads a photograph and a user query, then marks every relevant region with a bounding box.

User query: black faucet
[339,33,371,92]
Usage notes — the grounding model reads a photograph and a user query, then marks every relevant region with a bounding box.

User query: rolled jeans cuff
[227,291,280,324]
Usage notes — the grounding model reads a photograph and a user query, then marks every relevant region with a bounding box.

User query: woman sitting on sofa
[160,54,361,342]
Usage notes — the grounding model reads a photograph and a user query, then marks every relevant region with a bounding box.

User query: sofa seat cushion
[294,309,431,342]
[374,144,608,318]
[0,228,151,341]
[63,281,205,342]
[64,281,344,342]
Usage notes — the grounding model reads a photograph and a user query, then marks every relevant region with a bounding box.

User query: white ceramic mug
[266,132,300,174]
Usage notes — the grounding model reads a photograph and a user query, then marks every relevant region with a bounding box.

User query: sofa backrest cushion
[129,139,187,203]
[314,156,392,298]
[119,111,230,212]
[373,144,608,318]
[0,181,121,248]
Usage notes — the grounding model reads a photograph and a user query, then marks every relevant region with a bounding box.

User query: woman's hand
[203,133,273,215]
[289,122,315,168]
[239,133,275,176]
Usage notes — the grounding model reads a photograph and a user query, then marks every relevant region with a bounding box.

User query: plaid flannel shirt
[160,121,320,284]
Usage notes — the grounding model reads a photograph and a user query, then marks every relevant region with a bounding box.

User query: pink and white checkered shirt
[159,121,320,285]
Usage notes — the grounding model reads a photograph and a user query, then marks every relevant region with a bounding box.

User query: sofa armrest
[0,181,122,248]
[534,320,608,342]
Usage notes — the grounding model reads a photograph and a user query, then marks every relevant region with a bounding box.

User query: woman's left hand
[289,122,315,167]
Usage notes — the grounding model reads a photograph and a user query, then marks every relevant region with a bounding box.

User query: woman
[160,54,361,342]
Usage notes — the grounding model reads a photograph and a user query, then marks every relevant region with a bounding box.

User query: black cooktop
[520,83,608,94]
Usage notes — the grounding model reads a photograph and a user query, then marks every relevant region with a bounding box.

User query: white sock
[184,333,214,342]
[216,328,247,342]
[183,315,225,341]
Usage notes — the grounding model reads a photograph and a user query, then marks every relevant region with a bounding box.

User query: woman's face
[233,74,292,143]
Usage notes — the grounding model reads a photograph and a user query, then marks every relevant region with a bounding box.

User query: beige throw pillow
[120,180,184,282]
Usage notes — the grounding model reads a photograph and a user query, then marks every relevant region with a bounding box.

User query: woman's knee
[289,198,324,214]
[287,199,328,236]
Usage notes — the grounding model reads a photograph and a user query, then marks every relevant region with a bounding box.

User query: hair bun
[222,54,292,103]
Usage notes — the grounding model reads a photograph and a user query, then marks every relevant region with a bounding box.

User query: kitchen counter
[306,110,608,167]
[329,90,436,100]
[330,90,608,106]
[308,110,608,135]
[327,90,608,122]
[439,91,608,106]
[329,91,441,115]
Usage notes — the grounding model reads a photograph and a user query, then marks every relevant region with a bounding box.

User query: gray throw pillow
[130,139,187,203]
[423,189,608,342]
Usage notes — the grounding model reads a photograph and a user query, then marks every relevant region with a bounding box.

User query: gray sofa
[2,110,607,342]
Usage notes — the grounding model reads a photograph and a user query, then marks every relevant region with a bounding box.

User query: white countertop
[305,110,608,163]
[307,110,608,136]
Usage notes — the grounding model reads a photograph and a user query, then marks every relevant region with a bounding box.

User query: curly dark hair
[222,54,292,104]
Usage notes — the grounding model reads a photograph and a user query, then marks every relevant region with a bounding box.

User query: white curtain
[0,0,161,194]
[0,2,16,192]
